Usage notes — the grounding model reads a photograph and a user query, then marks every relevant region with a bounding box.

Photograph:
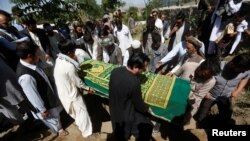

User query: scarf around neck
[57,53,80,71]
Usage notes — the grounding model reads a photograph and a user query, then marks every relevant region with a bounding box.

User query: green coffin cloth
[80,60,191,121]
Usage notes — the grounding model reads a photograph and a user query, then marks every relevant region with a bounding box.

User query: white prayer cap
[103,14,110,19]
[131,40,141,49]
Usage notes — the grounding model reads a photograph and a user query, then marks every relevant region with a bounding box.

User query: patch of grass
[245,89,250,100]
[235,102,250,108]
[234,88,250,109]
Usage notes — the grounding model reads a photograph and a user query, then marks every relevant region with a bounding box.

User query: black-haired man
[109,52,152,141]
[195,53,250,125]
[54,39,94,138]
[16,42,67,136]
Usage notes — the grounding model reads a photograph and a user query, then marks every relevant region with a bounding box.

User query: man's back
[109,67,138,122]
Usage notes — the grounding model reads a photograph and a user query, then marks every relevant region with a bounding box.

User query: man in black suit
[21,17,52,66]
[0,10,28,70]
[109,53,153,141]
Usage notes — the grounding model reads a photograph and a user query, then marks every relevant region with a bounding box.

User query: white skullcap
[131,40,141,49]
[103,14,109,19]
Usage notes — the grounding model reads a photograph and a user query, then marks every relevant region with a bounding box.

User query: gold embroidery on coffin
[144,75,176,109]
[83,60,115,89]
[81,60,176,109]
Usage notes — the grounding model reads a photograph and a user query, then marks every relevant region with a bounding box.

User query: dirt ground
[1,90,250,141]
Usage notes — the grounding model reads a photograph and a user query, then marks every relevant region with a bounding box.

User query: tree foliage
[10,0,101,23]
[126,7,139,20]
[143,0,163,19]
[101,0,125,12]
[64,0,102,22]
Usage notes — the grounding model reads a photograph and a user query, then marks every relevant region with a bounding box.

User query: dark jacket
[16,63,60,113]
[168,22,190,52]
[109,67,149,123]
[198,0,211,10]
[0,26,26,70]
[21,28,51,55]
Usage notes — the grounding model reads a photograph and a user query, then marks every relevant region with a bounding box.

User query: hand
[41,111,49,119]
[88,89,95,94]
[148,108,152,114]
[232,32,237,37]
[45,54,50,61]
[156,62,162,69]
[231,90,241,97]
[207,5,212,12]
[166,72,174,77]
[172,26,178,32]
[204,94,211,99]
[160,69,166,75]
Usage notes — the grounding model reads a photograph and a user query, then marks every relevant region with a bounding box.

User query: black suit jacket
[21,28,51,55]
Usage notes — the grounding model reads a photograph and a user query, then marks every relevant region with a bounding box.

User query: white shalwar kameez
[54,53,92,137]
[114,24,132,57]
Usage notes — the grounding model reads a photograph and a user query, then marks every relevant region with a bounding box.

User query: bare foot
[59,130,69,136]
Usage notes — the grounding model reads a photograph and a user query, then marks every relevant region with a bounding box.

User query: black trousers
[113,121,153,141]
[195,97,232,123]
